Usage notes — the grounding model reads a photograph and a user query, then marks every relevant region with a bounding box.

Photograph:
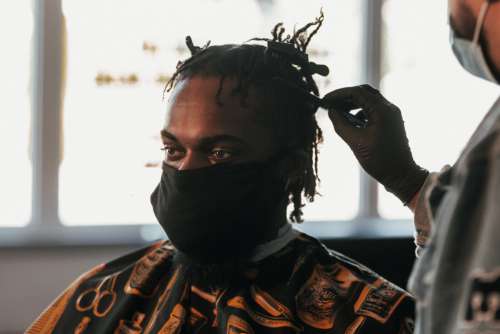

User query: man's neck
[249,222,299,263]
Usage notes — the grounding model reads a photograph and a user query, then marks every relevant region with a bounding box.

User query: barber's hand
[322,84,429,204]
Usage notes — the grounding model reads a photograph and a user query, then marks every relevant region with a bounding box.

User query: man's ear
[277,149,308,191]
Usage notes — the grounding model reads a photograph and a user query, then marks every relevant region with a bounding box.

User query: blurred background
[0,0,498,332]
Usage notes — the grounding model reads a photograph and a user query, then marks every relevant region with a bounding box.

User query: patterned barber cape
[27,233,415,333]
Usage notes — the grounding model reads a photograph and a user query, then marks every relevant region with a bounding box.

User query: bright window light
[379,0,499,219]
[0,0,33,227]
[59,0,363,225]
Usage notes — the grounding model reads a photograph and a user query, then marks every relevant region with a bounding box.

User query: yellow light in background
[59,0,362,225]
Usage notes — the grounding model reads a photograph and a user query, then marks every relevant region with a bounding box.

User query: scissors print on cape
[75,274,118,318]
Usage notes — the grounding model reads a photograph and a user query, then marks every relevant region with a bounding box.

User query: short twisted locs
[164,11,328,222]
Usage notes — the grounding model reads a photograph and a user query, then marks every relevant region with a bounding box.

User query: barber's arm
[322,85,432,250]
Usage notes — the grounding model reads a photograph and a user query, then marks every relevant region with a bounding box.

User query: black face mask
[150,157,289,265]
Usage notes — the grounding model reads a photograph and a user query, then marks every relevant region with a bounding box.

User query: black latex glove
[322,84,429,204]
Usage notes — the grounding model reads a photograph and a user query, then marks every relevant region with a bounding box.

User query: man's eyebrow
[197,135,248,147]
[161,130,248,147]
[160,130,178,142]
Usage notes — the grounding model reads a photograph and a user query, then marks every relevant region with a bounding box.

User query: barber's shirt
[409,96,500,334]
[27,232,414,333]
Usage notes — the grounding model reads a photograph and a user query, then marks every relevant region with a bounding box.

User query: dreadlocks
[165,11,327,223]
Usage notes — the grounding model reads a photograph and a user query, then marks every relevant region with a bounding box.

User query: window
[0,0,33,227]
[6,0,495,244]
[59,0,363,225]
[379,0,499,219]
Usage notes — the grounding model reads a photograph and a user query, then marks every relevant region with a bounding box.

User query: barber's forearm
[410,171,441,255]
[407,189,420,213]
[411,184,430,257]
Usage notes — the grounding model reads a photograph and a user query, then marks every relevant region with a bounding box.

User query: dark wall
[322,237,416,289]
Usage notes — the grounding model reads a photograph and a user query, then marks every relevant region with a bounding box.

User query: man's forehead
[162,76,273,144]
[166,78,249,123]
[168,76,221,103]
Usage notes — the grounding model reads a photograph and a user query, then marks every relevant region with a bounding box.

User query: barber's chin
[173,250,253,288]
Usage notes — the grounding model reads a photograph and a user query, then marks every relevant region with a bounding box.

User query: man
[324,0,500,333]
[27,16,414,334]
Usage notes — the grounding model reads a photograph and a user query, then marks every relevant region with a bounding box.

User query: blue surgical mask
[450,1,498,83]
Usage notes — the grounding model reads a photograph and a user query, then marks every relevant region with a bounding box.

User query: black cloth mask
[150,157,289,264]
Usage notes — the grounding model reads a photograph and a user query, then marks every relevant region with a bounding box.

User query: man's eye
[210,149,233,161]
[161,146,184,160]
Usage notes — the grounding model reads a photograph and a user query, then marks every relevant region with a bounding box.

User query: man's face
[449,0,500,80]
[161,76,279,170]
[161,76,284,284]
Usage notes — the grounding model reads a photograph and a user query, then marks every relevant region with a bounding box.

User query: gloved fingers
[322,85,398,126]
[321,85,381,111]
[328,108,361,143]
[353,109,368,122]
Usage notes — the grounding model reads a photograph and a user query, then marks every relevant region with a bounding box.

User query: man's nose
[177,151,209,171]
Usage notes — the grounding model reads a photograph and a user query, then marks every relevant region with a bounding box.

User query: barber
[323,0,500,333]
